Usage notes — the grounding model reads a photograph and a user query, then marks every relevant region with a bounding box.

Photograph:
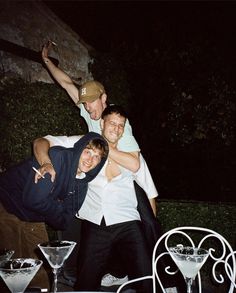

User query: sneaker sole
[101,284,119,291]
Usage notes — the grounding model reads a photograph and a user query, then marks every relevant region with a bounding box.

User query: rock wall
[0,0,92,84]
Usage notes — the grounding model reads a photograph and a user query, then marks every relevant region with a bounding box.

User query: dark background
[44,1,236,203]
[44,1,236,51]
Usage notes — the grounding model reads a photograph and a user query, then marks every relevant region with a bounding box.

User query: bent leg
[22,222,50,289]
[0,203,50,290]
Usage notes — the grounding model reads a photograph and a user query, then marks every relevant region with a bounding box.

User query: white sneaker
[165,287,178,293]
[101,273,129,287]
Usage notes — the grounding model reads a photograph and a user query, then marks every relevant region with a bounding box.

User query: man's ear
[101,93,107,105]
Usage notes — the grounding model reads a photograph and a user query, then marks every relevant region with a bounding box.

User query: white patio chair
[116,226,236,293]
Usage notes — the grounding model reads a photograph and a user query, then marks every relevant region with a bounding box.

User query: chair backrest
[153,226,236,293]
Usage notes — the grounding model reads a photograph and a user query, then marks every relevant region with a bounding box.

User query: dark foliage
[158,200,236,249]
[90,37,236,203]
[0,78,86,170]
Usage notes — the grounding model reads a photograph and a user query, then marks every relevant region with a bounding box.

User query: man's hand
[33,137,56,183]
[34,162,56,183]
[149,198,157,217]
[42,40,56,62]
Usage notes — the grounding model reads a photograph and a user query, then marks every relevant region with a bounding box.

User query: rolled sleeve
[134,154,158,199]
[44,135,82,148]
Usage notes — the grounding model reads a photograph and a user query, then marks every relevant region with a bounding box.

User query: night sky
[44,1,236,52]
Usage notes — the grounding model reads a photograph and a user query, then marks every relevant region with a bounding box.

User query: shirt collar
[76,172,86,179]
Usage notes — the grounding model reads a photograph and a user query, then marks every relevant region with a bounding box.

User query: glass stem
[185,277,193,293]
[52,268,58,293]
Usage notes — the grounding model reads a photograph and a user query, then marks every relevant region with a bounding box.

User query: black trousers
[75,219,152,292]
[105,182,163,277]
[57,216,81,280]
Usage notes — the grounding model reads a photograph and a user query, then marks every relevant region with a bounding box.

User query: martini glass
[0,258,42,293]
[38,240,76,293]
[169,246,209,293]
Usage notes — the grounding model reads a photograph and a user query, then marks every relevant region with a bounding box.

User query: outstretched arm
[42,40,80,105]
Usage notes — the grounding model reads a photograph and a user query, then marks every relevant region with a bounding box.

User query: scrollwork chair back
[116,226,236,293]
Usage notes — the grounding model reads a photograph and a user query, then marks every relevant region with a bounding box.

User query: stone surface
[0,0,93,84]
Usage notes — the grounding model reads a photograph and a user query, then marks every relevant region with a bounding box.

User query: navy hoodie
[0,132,108,230]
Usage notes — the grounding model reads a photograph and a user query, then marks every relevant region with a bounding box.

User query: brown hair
[86,138,109,158]
[101,105,127,120]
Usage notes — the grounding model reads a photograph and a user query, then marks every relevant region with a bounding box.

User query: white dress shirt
[77,161,141,226]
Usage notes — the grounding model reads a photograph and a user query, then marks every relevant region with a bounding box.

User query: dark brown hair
[86,138,109,158]
[101,105,127,120]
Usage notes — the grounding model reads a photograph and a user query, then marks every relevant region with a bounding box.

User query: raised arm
[33,135,82,183]
[33,137,56,183]
[42,41,80,105]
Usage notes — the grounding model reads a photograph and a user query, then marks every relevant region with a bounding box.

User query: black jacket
[0,132,108,230]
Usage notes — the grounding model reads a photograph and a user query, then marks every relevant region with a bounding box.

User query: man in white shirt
[76,105,152,291]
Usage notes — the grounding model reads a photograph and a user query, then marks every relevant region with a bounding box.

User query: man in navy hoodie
[0,132,108,291]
